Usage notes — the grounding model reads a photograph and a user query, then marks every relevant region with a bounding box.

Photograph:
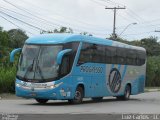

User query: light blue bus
[10,34,146,104]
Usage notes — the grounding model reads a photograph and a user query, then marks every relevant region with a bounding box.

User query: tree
[54,27,73,33]
[0,27,10,64]
[8,29,28,48]
[41,27,73,34]
[80,32,92,36]
[139,36,160,56]
[0,27,9,47]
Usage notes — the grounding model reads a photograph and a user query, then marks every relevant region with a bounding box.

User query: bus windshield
[17,44,63,82]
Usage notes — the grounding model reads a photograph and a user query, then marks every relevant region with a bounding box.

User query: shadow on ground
[24,97,141,106]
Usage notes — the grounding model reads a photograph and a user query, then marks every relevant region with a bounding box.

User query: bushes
[146,56,160,87]
[0,66,16,93]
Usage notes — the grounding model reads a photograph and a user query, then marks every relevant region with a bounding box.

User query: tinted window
[59,42,79,77]
[78,42,146,66]
[78,43,93,64]
[136,50,146,66]
[107,46,117,64]
[117,47,126,64]
[126,49,136,65]
[92,44,105,63]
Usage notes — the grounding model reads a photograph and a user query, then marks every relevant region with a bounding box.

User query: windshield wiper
[35,60,45,82]
[23,59,35,81]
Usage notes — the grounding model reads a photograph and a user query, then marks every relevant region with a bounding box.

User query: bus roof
[26,34,145,51]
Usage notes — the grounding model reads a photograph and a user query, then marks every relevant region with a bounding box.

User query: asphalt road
[0,92,160,120]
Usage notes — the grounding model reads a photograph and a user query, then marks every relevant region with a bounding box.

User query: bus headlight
[49,82,63,89]
[16,83,21,87]
[50,85,56,89]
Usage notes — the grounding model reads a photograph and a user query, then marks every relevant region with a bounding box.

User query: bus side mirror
[56,49,72,65]
[10,48,22,63]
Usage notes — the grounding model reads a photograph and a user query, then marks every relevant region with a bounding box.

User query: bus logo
[108,68,121,93]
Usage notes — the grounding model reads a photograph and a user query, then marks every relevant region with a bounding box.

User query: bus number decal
[80,66,103,73]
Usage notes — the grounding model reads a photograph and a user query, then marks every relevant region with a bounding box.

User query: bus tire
[92,97,103,102]
[68,86,84,104]
[116,84,131,100]
[35,99,48,104]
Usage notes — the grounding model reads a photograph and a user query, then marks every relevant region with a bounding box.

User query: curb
[145,89,160,92]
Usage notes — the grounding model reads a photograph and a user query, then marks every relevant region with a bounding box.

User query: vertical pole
[113,7,116,39]
[105,7,126,40]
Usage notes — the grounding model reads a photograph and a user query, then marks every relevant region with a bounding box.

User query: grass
[145,87,160,89]
[145,87,160,92]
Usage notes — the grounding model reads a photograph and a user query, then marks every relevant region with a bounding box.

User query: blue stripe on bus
[122,65,127,80]
[118,64,121,71]
[111,64,114,69]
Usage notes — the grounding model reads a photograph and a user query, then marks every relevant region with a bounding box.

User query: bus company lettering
[108,68,121,93]
[80,66,103,73]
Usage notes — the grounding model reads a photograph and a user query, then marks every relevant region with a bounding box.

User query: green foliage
[0,27,26,93]
[80,32,93,36]
[8,29,28,48]
[41,27,73,34]
[146,56,160,87]
[54,27,73,33]
[0,66,16,93]
[0,27,9,47]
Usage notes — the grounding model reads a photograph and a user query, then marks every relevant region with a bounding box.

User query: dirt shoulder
[0,93,23,100]
[145,87,160,92]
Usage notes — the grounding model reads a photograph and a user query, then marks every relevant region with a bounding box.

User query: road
[0,92,160,120]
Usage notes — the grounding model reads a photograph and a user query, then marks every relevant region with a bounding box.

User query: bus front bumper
[15,79,73,100]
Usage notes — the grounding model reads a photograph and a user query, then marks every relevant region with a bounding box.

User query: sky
[0,0,160,41]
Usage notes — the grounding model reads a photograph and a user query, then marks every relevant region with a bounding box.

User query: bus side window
[78,43,92,64]
[60,42,79,77]
[107,46,117,64]
[117,47,126,65]
[105,47,111,63]
[126,49,136,65]
[92,44,105,63]
[59,55,70,77]
[136,50,146,66]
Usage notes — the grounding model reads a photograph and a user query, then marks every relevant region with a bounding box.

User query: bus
[10,34,146,104]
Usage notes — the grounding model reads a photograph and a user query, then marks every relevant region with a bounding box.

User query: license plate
[30,93,37,97]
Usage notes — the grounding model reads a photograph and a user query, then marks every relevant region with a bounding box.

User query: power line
[0,6,59,30]
[0,14,34,35]
[8,0,109,30]
[19,0,109,29]
[122,31,154,36]
[90,0,106,7]
[100,0,125,7]
[2,0,61,27]
[2,0,113,32]
[127,8,144,21]
[0,11,44,31]
[0,7,110,36]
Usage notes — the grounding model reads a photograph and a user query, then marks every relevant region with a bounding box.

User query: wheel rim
[125,87,130,98]
[75,91,82,101]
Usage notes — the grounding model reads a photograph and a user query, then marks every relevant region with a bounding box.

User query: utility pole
[105,7,126,39]
[155,30,160,32]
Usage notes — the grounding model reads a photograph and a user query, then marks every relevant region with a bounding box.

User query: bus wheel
[35,99,48,104]
[68,86,83,104]
[116,85,131,100]
[92,97,103,102]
